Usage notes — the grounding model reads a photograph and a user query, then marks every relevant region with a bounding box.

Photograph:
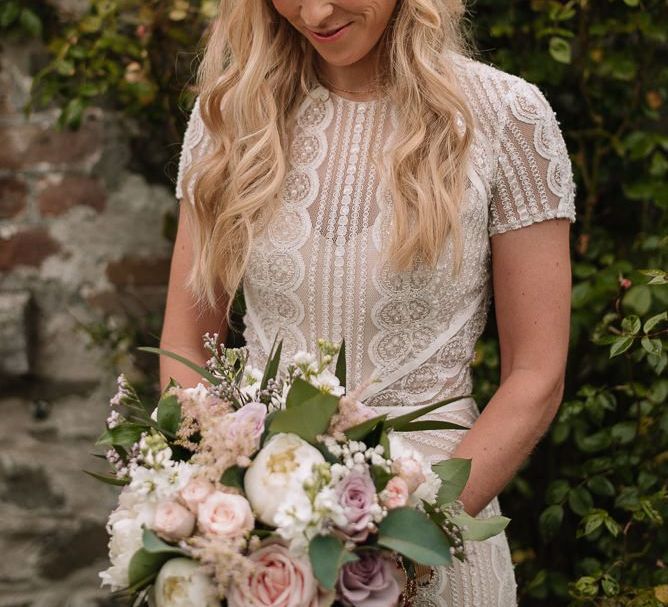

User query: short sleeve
[175,96,213,204]
[488,79,577,237]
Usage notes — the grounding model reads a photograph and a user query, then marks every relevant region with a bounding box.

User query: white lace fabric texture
[175,52,577,606]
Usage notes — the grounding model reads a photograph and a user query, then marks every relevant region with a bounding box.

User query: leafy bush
[11,0,668,604]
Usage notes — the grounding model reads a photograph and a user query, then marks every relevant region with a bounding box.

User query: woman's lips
[307,22,352,42]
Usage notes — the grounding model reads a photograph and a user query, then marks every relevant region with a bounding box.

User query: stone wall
[0,26,177,607]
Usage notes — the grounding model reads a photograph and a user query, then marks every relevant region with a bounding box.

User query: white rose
[152,558,220,607]
[197,491,254,538]
[244,433,325,526]
[153,501,196,542]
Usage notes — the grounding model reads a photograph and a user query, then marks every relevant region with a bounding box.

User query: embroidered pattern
[174,52,578,606]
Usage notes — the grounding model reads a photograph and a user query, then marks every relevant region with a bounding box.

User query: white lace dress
[175,52,577,606]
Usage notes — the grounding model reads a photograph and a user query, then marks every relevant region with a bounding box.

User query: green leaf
[83,469,129,486]
[127,549,169,587]
[621,314,642,334]
[157,394,181,435]
[394,420,469,432]
[142,528,188,555]
[546,480,570,504]
[0,2,20,28]
[385,394,474,431]
[549,37,571,64]
[220,465,245,490]
[587,476,615,497]
[335,339,346,389]
[261,334,283,390]
[622,285,652,315]
[19,8,42,37]
[609,336,633,358]
[370,465,393,492]
[432,459,472,505]
[137,346,219,385]
[269,388,340,443]
[641,336,663,356]
[98,423,146,449]
[643,310,668,333]
[378,508,452,566]
[568,487,594,516]
[539,504,564,541]
[285,377,322,409]
[344,414,387,441]
[308,535,357,590]
[451,512,510,541]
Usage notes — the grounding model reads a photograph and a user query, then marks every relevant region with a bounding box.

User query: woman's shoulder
[449,51,547,111]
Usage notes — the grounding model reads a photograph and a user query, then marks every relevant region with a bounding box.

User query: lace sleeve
[488,79,577,236]
[175,96,213,204]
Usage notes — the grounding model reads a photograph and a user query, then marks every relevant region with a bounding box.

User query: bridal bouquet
[91,334,509,607]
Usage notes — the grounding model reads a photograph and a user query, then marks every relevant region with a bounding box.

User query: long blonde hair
[181,0,476,323]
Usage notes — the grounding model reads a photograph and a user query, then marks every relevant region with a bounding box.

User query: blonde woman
[160,0,577,604]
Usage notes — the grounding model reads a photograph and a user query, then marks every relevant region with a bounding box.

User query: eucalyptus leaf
[157,394,181,435]
[451,512,510,541]
[308,535,358,590]
[432,459,472,505]
[142,528,188,555]
[137,346,219,386]
[378,508,452,566]
[269,389,340,443]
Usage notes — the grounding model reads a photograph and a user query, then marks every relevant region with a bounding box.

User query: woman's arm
[159,205,229,391]
[452,217,573,516]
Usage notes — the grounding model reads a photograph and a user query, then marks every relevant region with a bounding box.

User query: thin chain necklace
[317,74,384,95]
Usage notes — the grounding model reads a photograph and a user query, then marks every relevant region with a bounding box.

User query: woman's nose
[300,1,335,28]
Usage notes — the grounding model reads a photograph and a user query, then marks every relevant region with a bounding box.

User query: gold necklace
[318,74,383,95]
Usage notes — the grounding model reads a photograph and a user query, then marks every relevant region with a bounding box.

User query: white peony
[152,558,220,607]
[99,494,157,591]
[244,433,325,526]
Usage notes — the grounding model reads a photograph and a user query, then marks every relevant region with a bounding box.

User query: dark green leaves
[308,535,357,590]
[432,458,471,505]
[269,378,339,443]
[378,508,452,566]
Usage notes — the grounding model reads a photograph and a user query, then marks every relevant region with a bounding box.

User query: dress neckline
[309,83,385,105]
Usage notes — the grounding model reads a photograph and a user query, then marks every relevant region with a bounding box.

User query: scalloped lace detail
[173,51,580,606]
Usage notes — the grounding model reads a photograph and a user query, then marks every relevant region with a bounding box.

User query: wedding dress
[175,51,577,606]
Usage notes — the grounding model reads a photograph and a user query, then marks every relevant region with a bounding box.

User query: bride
[159,0,577,605]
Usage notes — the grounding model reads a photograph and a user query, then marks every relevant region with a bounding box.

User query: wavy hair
[181,0,476,323]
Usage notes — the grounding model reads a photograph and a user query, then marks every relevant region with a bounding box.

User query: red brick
[37,175,106,216]
[105,255,171,287]
[0,227,60,271]
[0,114,103,170]
[0,177,28,219]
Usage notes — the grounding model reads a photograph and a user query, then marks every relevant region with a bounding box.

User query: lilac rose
[337,552,404,607]
[335,471,378,542]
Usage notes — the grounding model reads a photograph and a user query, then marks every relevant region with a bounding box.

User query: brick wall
[0,26,177,607]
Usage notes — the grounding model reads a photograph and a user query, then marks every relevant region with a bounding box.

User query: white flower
[152,558,220,607]
[244,433,325,526]
[99,490,158,591]
[239,367,264,401]
[388,433,442,506]
[311,369,345,396]
[293,350,317,368]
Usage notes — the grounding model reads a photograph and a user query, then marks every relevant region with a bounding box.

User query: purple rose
[337,552,404,607]
[336,471,377,542]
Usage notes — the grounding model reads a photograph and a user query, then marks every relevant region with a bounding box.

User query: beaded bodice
[175,52,577,411]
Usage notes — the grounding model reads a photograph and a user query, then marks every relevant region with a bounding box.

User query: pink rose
[179,476,215,513]
[381,477,409,509]
[391,456,426,493]
[197,491,254,539]
[229,402,267,441]
[335,471,378,542]
[337,552,404,607]
[227,542,318,607]
[153,500,196,542]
